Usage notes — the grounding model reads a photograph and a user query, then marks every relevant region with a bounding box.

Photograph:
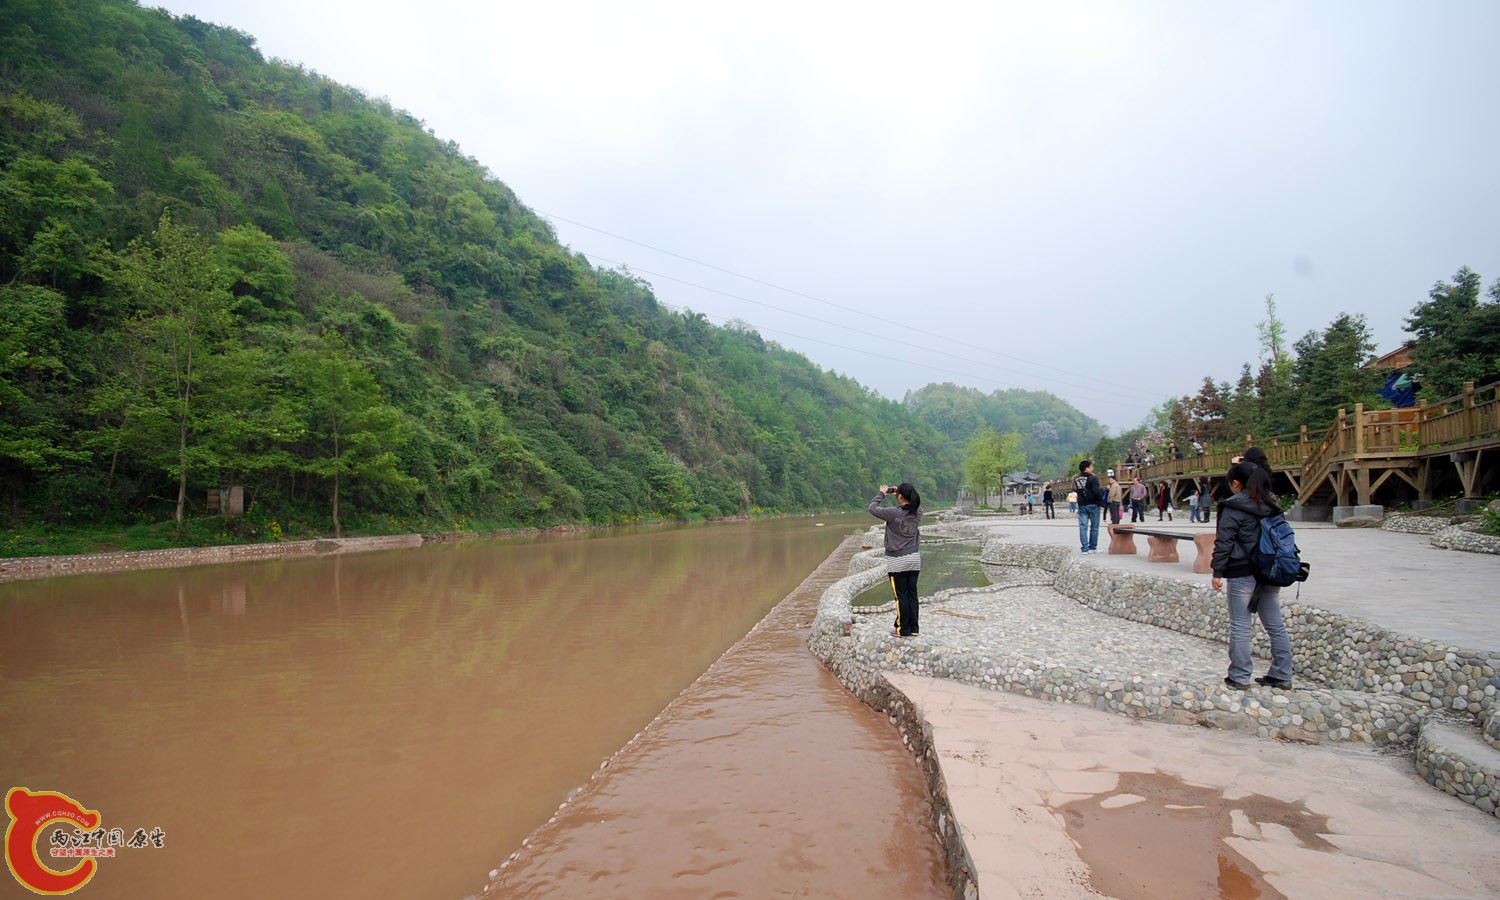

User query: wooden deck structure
[1097,380,1500,514]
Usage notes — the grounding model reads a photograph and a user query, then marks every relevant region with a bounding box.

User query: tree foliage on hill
[903,383,1102,480]
[0,0,960,533]
[1405,267,1500,399]
[962,429,1025,502]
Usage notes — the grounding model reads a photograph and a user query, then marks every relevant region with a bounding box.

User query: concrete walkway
[989,513,1500,650]
[890,672,1500,899]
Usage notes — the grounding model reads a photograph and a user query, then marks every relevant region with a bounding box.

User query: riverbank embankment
[0,534,424,582]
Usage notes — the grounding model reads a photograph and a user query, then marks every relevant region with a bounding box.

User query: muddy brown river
[0,515,947,899]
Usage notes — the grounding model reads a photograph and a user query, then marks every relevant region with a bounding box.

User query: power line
[539,209,1173,401]
[580,249,1171,406]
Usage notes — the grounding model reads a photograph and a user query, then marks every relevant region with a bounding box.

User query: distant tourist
[1106,475,1123,525]
[1128,475,1148,522]
[1211,462,1294,691]
[1067,490,1077,514]
[1042,487,1055,519]
[1073,460,1104,553]
[1191,438,1204,457]
[1196,476,1212,522]
[870,483,923,638]
[1156,482,1174,521]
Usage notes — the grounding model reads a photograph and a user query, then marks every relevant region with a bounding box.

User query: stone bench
[1108,525,1216,574]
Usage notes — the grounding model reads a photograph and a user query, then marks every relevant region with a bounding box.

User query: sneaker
[1254,676,1293,689]
[1223,678,1251,691]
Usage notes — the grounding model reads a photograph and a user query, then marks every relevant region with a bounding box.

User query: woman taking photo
[1211,462,1294,690]
[869,482,922,638]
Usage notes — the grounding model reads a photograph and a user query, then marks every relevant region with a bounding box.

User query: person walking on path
[1073,460,1103,553]
[1106,475,1123,525]
[1156,482,1174,521]
[1042,487,1055,519]
[1211,462,1294,690]
[1066,490,1077,514]
[1189,483,1203,523]
[869,483,923,638]
[1196,476,1212,523]
[1128,476,1148,522]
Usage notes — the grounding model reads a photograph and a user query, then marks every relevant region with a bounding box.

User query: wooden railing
[1069,380,1499,492]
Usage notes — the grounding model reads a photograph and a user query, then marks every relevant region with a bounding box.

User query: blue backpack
[1253,511,1309,587]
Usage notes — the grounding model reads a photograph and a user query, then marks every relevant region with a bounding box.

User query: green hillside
[904,383,1104,478]
[0,0,981,543]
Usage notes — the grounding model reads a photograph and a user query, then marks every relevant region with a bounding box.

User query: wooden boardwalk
[1106,380,1500,512]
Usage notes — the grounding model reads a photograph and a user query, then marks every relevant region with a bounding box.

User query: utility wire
[580,249,1169,406]
[539,210,1173,400]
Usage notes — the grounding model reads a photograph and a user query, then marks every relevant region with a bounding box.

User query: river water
[1,514,949,899]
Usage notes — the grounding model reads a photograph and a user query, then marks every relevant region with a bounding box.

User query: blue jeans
[1225,575,1293,683]
[1076,504,1101,551]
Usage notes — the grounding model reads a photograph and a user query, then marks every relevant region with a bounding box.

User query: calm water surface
[1,515,871,899]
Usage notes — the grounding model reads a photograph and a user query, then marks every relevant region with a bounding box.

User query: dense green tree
[963,429,1025,502]
[91,213,258,527]
[1291,313,1382,426]
[1405,267,1500,399]
[278,333,413,537]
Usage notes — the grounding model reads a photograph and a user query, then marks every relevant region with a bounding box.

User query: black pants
[1043,501,1055,519]
[890,571,920,635]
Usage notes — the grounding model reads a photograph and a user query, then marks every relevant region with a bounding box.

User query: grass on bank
[0,502,840,559]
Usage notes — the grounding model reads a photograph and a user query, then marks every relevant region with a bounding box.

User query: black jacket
[1073,473,1102,506]
[1212,491,1276,578]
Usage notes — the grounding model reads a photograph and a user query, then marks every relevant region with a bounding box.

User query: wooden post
[1463,381,1476,441]
[1337,409,1347,454]
[1354,403,1365,454]
[1299,425,1308,464]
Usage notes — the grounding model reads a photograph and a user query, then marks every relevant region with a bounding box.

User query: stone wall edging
[1415,724,1500,817]
[808,559,979,900]
[988,541,1499,725]
[1431,525,1500,555]
[1382,515,1448,535]
[0,535,423,582]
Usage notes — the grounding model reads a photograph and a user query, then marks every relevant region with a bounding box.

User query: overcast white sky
[155,0,1500,431]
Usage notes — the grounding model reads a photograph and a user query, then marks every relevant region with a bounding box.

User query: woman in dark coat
[1155,482,1173,521]
[869,482,923,638]
[1211,462,1294,690]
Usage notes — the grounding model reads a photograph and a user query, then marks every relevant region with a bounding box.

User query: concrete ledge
[1332,505,1385,523]
[1287,503,1331,522]
[0,535,424,583]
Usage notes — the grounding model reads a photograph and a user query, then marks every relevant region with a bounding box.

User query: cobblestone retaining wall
[989,542,1500,726]
[813,543,1426,749]
[0,535,423,582]
[1416,723,1500,817]
[1385,514,1500,555]
[807,558,980,900]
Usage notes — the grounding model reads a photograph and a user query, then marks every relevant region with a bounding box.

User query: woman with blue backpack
[1210,461,1294,691]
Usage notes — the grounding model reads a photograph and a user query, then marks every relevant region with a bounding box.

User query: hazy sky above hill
[156,0,1500,431]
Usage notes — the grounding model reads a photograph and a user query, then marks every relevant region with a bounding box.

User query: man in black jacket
[1073,460,1103,553]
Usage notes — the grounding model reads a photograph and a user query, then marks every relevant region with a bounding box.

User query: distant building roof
[1369,345,1413,370]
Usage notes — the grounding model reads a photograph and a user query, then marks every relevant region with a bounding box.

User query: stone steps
[1417,718,1500,816]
